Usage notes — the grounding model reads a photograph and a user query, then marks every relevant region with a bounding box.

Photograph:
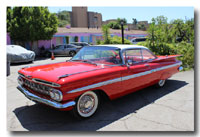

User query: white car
[7,45,35,63]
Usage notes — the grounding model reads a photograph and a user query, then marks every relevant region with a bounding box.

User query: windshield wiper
[69,60,97,66]
[81,60,97,66]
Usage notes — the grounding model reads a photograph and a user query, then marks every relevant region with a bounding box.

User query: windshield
[71,46,122,65]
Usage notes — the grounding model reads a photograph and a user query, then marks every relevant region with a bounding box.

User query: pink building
[7,27,148,55]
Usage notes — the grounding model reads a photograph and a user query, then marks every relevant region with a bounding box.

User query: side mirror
[126,60,133,66]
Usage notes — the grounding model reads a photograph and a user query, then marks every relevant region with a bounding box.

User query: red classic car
[17,45,182,118]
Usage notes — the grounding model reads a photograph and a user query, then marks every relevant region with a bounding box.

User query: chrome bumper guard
[17,85,76,109]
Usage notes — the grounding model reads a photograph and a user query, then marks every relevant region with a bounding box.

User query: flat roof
[57,27,148,35]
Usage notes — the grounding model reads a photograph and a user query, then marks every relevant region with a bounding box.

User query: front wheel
[72,91,99,119]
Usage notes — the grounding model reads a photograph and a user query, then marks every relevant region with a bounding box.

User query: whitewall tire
[72,91,99,119]
[158,79,166,87]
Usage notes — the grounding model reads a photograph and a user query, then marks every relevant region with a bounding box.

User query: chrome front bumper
[17,85,76,109]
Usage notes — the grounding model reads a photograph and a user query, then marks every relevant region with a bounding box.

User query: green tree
[7,7,58,45]
[100,25,131,45]
[147,18,156,47]
[102,25,111,44]
[132,18,138,25]
[171,18,194,45]
[107,18,127,30]
[138,23,146,31]
[7,7,13,33]
[117,18,127,25]
[140,15,194,69]
[57,10,70,27]
[107,21,120,29]
[185,18,194,45]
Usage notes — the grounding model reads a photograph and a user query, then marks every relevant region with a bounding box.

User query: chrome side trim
[122,62,182,81]
[67,62,182,94]
[17,85,75,109]
[122,70,152,81]
[68,77,122,93]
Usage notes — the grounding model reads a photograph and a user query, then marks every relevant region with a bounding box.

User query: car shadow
[13,79,188,131]
[10,61,34,66]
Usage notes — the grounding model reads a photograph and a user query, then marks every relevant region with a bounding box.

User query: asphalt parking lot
[7,57,194,131]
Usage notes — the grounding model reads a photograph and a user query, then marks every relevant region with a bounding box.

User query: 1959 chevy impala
[17,45,183,118]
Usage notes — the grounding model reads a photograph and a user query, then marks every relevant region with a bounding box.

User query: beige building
[102,19,117,25]
[70,7,102,28]
[128,21,149,30]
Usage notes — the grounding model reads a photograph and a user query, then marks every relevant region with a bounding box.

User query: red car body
[17,45,182,118]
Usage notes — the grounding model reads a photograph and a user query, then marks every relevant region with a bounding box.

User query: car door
[121,48,153,94]
[141,48,158,82]
[65,45,74,54]
[54,45,65,55]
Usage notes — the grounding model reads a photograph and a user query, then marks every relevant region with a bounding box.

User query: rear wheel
[69,51,76,57]
[72,91,99,119]
[157,79,166,87]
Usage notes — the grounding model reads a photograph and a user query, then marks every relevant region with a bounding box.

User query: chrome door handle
[144,64,150,67]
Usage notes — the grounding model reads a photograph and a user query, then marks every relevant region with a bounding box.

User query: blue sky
[48,7,194,23]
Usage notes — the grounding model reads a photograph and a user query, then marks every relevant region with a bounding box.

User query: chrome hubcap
[70,52,75,56]
[79,95,95,114]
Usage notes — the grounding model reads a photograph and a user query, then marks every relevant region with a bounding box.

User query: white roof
[95,44,148,50]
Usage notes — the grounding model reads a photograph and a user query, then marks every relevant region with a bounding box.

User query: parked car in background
[70,42,90,48]
[131,37,147,44]
[48,44,80,57]
[7,45,35,63]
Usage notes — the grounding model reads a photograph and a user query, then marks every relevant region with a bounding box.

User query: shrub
[107,22,121,29]
[58,20,68,27]
[98,36,131,45]
[176,42,194,68]
[137,41,194,69]
[110,36,132,44]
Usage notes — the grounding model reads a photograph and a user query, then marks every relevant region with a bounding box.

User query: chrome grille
[24,79,50,95]
[32,78,60,87]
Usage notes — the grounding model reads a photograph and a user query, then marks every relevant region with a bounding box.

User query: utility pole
[121,21,124,44]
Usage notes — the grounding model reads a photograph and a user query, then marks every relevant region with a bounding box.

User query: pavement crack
[134,115,189,131]
[153,103,193,114]
[123,120,129,130]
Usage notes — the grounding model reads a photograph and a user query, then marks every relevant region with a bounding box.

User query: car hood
[19,61,109,83]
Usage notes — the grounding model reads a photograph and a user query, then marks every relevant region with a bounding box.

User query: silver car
[7,45,35,63]
[70,42,90,48]
[49,44,80,57]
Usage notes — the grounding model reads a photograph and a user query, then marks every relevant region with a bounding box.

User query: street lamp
[120,20,124,44]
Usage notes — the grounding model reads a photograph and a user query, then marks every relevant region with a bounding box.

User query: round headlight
[49,91,55,98]
[17,76,24,85]
[49,89,63,102]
